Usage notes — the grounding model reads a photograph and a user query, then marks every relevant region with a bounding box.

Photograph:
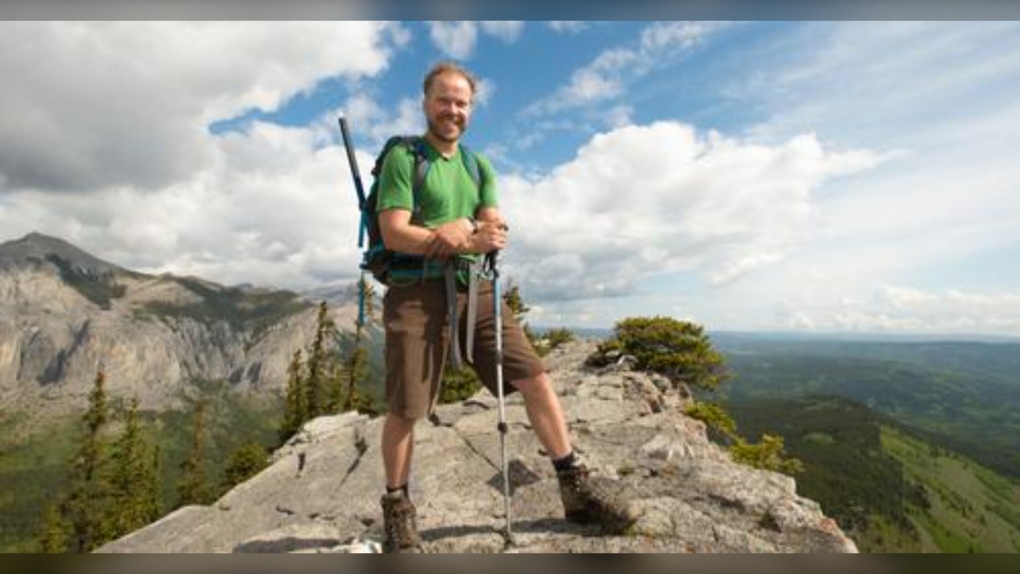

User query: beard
[426,115,466,143]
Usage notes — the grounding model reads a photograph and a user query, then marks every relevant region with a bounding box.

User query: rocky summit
[97,340,857,554]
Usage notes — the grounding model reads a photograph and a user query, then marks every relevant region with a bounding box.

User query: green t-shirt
[376,138,498,279]
[376,138,498,224]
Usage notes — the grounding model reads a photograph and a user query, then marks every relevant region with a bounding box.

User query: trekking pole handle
[486,250,500,279]
[338,115,367,208]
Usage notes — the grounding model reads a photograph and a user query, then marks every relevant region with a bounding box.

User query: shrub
[439,365,483,405]
[729,434,804,476]
[587,316,727,390]
[222,442,269,489]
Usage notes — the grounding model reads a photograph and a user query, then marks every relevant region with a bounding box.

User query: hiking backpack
[358,135,483,285]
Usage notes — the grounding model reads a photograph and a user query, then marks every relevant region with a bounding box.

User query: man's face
[423,72,473,144]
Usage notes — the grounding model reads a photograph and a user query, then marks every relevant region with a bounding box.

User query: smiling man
[373,61,636,553]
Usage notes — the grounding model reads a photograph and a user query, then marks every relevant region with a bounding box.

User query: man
[375,61,634,553]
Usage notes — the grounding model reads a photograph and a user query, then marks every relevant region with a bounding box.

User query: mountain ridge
[0,231,359,420]
[0,232,128,275]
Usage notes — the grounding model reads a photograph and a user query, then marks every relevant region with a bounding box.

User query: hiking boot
[557,463,637,534]
[380,490,423,553]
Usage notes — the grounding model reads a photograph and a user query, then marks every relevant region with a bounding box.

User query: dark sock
[552,451,578,472]
[386,484,409,498]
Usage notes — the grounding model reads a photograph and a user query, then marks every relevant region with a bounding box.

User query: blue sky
[1,21,1019,336]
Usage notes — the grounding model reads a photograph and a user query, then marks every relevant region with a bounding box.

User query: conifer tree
[106,398,162,536]
[63,368,116,551]
[222,441,269,488]
[343,276,374,412]
[148,445,163,519]
[177,399,212,506]
[36,503,70,553]
[326,361,346,414]
[305,301,338,418]
[504,282,529,318]
[504,282,537,344]
[279,349,306,444]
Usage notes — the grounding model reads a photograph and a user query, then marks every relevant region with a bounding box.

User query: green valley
[712,335,1020,479]
[724,396,1020,552]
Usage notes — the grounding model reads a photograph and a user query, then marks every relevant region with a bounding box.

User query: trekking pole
[338,115,369,249]
[488,250,515,548]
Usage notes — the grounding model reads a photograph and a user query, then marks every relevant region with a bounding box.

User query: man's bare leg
[513,371,637,532]
[512,372,571,460]
[382,412,416,489]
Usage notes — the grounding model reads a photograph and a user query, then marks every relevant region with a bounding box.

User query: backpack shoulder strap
[404,137,429,221]
[405,136,430,196]
[371,135,429,216]
[458,143,483,189]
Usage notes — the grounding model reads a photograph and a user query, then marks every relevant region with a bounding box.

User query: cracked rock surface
[97,340,857,554]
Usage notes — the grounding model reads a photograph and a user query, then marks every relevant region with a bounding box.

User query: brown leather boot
[557,463,637,534]
[380,490,423,553]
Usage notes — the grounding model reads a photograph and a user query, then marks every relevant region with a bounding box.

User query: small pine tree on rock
[587,316,728,390]
[222,441,269,489]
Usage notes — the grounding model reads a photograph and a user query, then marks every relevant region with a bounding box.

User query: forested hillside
[712,335,1020,479]
[725,396,1020,552]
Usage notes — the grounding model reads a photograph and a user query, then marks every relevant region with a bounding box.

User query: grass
[881,425,1020,552]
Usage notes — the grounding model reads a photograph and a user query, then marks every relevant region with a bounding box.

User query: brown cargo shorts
[383,278,546,420]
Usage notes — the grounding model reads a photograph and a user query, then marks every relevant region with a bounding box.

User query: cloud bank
[0,22,406,193]
[498,121,881,300]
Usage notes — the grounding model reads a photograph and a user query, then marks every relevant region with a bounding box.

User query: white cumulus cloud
[2,121,370,289]
[526,21,729,118]
[828,286,1020,335]
[0,21,405,193]
[427,21,525,60]
[498,121,882,301]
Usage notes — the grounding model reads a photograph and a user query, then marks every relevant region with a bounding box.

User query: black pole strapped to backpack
[338,115,369,248]
[338,115,373,330]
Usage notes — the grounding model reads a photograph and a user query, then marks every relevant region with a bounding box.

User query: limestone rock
[97,340,857,554]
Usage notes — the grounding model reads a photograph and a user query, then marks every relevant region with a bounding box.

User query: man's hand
[422,219,473,259]
[471,220,508,254]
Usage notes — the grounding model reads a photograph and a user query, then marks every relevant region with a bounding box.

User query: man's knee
[384,412,418,434]
[512,371,553,398]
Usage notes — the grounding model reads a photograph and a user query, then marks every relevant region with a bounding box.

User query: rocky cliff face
[0,232,356,417]
[97,340,857,554]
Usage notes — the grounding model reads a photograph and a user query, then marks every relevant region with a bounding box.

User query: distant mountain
[0,232,361,419]
[0,232,127,275]
[299,281,361,307]
[712,332,1020,386]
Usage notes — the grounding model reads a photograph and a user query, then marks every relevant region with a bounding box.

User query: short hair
[423,61,478,98]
